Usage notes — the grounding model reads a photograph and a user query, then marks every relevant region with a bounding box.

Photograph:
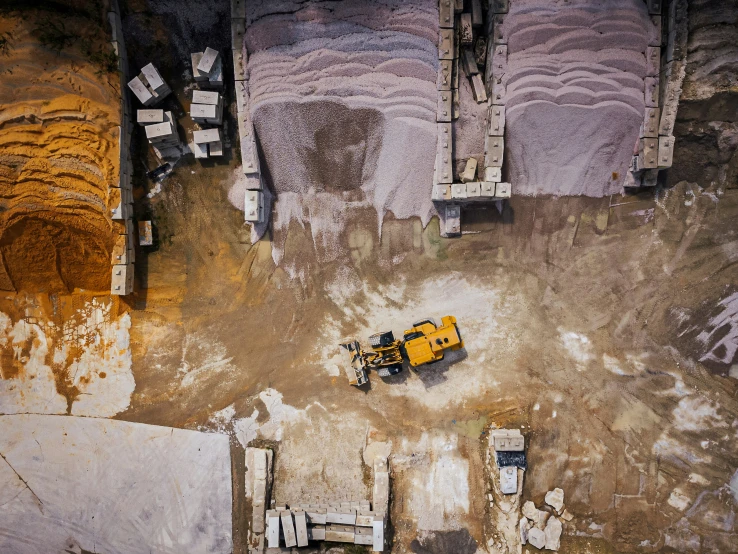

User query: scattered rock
[561,509,573,522]
[523,500,538,521]
[528,527,546,550]
[535,509,550,530]
[520,516,530,545]
[544,516,563,550]
[545,487,565,514]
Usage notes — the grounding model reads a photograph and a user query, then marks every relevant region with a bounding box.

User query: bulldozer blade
[340,340,369,386]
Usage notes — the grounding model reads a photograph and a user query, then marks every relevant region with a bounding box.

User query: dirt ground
[1,0,737,553]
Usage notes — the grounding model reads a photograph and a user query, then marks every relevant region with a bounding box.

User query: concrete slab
[197,47,219,75]
[0,415,232,553]
[194,128,221,144]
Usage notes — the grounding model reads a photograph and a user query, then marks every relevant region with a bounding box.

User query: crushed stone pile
[503,0,651,196]
[241,0,438,264]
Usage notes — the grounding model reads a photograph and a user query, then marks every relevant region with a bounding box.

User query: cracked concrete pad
[0,415,232,554]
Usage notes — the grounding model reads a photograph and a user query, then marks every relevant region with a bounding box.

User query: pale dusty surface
[0,415,232,554]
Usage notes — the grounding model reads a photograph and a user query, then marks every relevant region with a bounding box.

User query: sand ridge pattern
[502,0,652,197]
[0,14,120,292]
[243,0,439,265]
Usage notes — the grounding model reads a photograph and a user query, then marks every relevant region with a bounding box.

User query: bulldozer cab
[402,315,463,367]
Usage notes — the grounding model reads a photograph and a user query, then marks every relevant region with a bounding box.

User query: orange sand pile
[0,10,121,293]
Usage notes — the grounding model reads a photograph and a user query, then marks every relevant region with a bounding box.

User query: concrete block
[460,158,477,182]
[209,140,223,157]
[207,55,224,88]
[484,166,502,182]
[141,63,167,93]
[439,0,454,28]
[437,91,452,122]
[643,168,659,187]
[488,104,505,136]
[355,527,373,545]
[493,434,524,451]
[462,48,479,77]
[280,511,296,548]
[111,194,130,221]
[493,0,509,13]
[528,527,545,549]
[193,128,221,144]
[491,43,508,75]
[494,14,506,44]
[451,183,468,199]
[293,510,308,547]
[372,517,385,551]
[491,76,506,104]
[111,263,133,296]
[231,0,246,19]
[646,46,660,76]
[648,0,662,15]
[191,52,207,81]
[198,47,220,75]
[111,233,130,264]
[356,511,376,527]
[327,510,357,525]
[232,19,245,50]
[658,135,674,168]
[466,181,481,197]
[649,15,662,46]
[460,13,473,46]
[241,135,260,174]
[191,103,218,121]
[485,135,504,167]
[137,109,164,125]
[306,509,327,525]
[193,142,208,159]
[471,0,483,26]
[437,59,453,90]
[495,182,511,198]
[138,221,153,246]
[500,466,517,494]
[267,511,280,548]
[325,525,354,543]
[193,90,219,105]
[439,29,454,60]
[645,77,660,107]
[127,76,153,105]
[481,181,496,197]
[642,107,660,137]
[443,204,461,237]
[639,138,658,168]
[373,471,390,514]
[469,74,487,103]
[432,184,452,201]
[435,123,453,183]
[233,49,246,80]
[455,0,463,12]
[245,190,264,223]
[145,121,175,140]
[307,525,325,541]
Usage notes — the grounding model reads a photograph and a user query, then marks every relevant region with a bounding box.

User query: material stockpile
[191,47,224,89]
[127,63,172,106]
[193,128,223,159]
[502,0,655,196]
[139,110,182,161]
[240,0,439,264]
[190,90,224,126]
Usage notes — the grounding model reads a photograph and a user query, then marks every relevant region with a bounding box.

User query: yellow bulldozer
[340,316,463,386]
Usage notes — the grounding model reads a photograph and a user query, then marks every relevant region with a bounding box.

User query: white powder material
[237,0,439,263]
[502,0,650,196]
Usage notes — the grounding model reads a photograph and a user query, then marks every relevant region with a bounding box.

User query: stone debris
[528,527,546,550]
[520,516,530,545]
[544,516,563,550]
[545,488,565,514]
[561,509,573,522]
[522,500,538,521]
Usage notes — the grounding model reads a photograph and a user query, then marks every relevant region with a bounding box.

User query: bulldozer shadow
[380,347,468,389]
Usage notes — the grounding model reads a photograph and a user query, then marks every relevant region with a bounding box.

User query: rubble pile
[519,488,570,551]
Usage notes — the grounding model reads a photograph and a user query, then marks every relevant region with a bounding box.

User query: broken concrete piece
[461,158,477,182]
[535,509,550,530]
[500,466,517,494]
[544,516,562,550]
[528,527,545,550]
[545,488,565,514]
[520,516,529,545]
[522,501,538,521]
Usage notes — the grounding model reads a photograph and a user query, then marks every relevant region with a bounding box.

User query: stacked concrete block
[190,90,223,125]
[246,447,273,552]
[137,109,164,126]
[145,112,182,160]
[127,63,171,106]
[193,128,223,159]
[191,47,223,89]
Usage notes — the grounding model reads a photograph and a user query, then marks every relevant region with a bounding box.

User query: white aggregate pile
[503,0,651,196]
[242,0,438,263]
